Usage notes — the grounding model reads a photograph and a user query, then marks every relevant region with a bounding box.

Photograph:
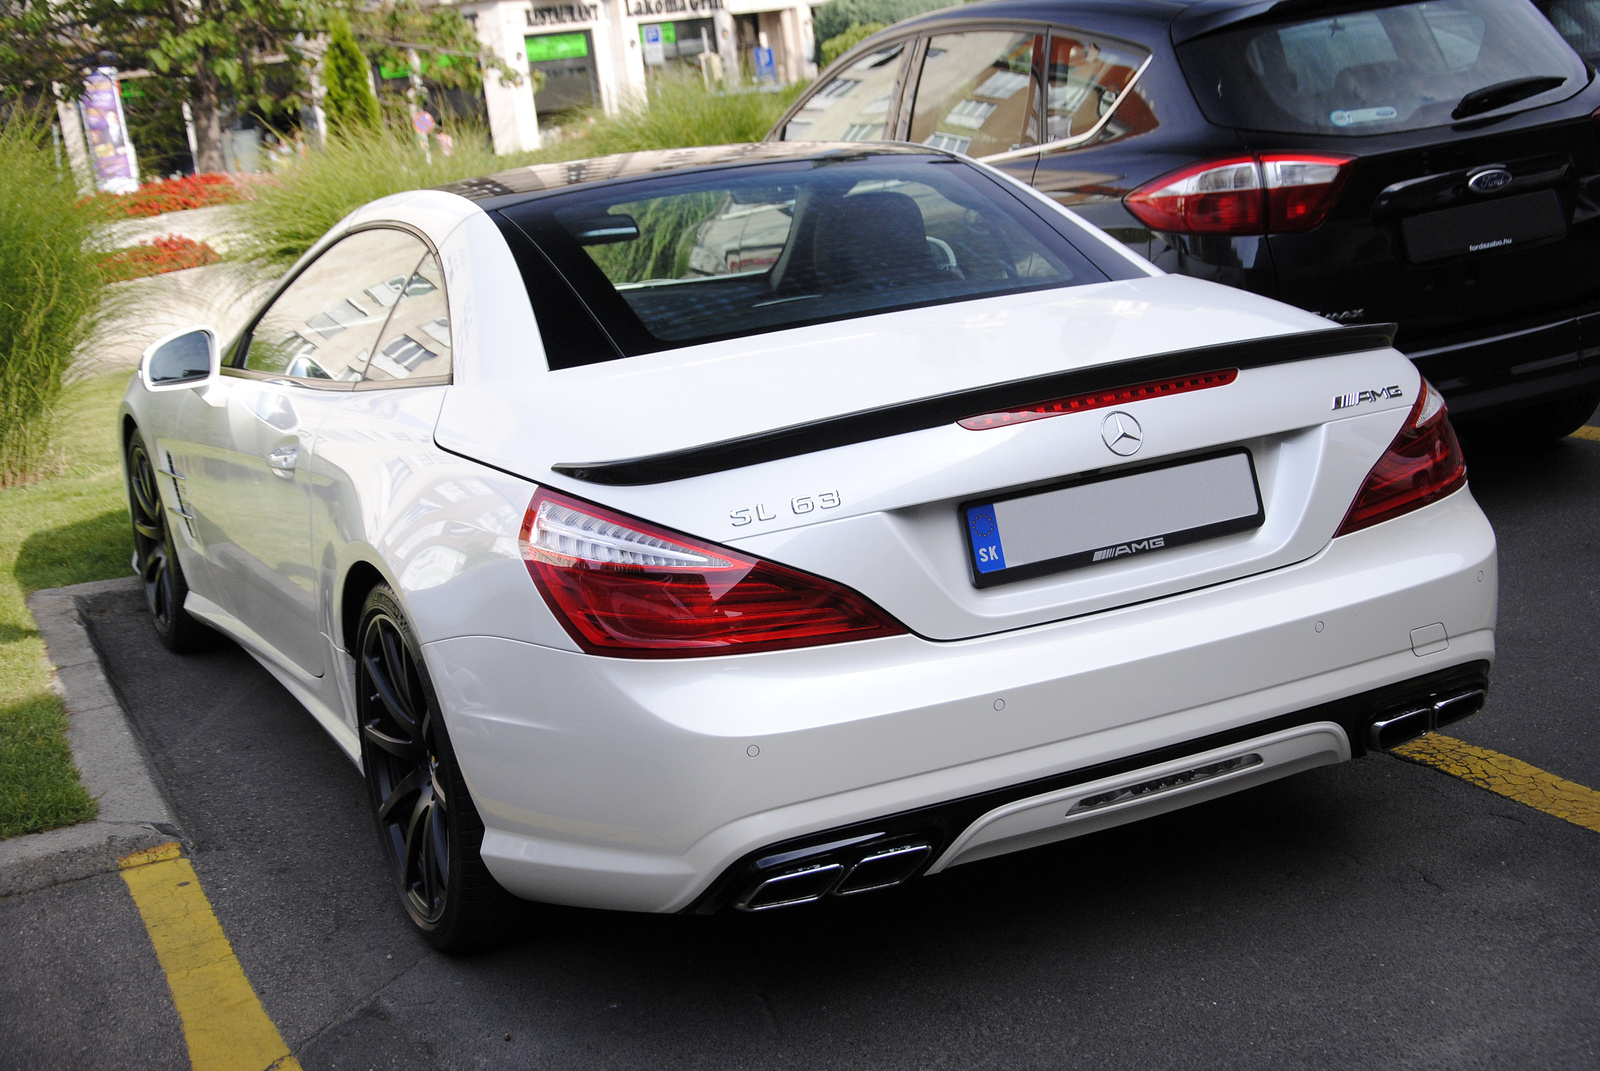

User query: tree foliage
[811,0,958,57]
[323,15,381,136]
[820,22,888,68]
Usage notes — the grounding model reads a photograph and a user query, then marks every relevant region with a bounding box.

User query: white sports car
[121,143,1496,950]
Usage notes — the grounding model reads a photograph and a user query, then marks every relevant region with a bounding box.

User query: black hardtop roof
[437,141,946,209]
[836,0,1335,46]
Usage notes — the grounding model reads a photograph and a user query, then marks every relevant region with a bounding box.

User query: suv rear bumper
[1408,308,1600,416]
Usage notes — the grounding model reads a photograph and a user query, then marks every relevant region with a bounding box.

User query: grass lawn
[0,372,137,838]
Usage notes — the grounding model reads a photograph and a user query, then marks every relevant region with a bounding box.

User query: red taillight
[518,488,906,657]
[1125,154,1354,236]
[958,369,1238,430]
[1334,379,1466,537]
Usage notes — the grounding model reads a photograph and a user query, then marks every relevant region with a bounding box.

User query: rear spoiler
[551,323,1398,486]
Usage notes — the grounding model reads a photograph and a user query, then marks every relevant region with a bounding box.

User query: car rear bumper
[1407,309,1600,416]
[423,488,1496,914]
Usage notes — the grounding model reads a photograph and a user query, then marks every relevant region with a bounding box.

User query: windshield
[1178,0,1588,135]
[498,153,1123,365]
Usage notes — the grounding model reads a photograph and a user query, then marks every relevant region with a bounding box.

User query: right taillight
[1334,379,1466,537]
[1125,154,1354,236]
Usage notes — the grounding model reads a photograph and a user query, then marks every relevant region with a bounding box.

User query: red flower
[101,236,222,282]
[82,173,243,219]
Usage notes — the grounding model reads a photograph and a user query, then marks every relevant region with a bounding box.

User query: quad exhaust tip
[1368,686,1486,751]
[737,844,933,911]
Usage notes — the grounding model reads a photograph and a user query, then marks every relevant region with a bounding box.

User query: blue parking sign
[754,46,776,82]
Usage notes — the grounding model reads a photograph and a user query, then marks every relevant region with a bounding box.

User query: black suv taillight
[1125,154,1354,236]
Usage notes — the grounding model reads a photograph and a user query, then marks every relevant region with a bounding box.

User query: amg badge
[1332,385,1402,411]
[1092,536,1166,562]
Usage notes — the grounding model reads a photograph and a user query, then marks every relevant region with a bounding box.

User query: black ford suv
[770,0,1600,437]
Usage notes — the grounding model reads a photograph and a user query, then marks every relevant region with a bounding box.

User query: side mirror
[140,327,218,392]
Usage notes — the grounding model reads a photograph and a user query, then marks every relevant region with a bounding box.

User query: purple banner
[82,68,138,192]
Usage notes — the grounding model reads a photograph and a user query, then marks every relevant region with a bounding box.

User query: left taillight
[1124,153,1354,236]
[519,488,906,658]
[1334,378,1466,537]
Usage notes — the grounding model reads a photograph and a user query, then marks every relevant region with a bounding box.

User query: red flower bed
[83,173,243,218]
[101,236,222,282]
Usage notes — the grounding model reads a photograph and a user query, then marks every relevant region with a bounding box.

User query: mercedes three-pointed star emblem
[1101,411,1143,456]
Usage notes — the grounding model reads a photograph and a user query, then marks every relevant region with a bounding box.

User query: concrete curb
[1,577,181,896]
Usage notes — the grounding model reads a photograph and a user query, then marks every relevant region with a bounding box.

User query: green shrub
[324,16,382,137]
[0,112,106,487]
[821,22,888,68]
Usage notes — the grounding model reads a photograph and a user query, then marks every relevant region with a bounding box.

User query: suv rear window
[1178,0,1588,135]
[497,153,1131,367]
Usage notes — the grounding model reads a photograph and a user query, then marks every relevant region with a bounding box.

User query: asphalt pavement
[5,432,1600,1070]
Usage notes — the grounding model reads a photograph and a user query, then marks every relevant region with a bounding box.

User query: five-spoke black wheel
[357,585,509,950]
[126,429,208,652]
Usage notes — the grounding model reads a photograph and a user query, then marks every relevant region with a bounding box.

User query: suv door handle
[266,443,298,474]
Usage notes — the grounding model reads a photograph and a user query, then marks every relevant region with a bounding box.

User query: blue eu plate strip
[966,503,1007,573]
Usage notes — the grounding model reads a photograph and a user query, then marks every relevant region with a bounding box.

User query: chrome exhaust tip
[1368,684,1488,750]
[736,842,935,911]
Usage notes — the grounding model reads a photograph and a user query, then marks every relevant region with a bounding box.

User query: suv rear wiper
[1452,75,1567,120]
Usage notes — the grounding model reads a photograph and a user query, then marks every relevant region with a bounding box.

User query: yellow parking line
[119,842,301,1071]
[1393,735,1600,834]
[1569,425,1600,442]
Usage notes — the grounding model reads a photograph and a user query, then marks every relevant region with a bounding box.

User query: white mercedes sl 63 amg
[120,143,1496,949]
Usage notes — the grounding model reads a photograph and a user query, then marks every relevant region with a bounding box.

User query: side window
[908,31,1042,158]
[244,229,428,382]
[363,253,451,383]
[1044,32,1154,145]
[782,41,908,142]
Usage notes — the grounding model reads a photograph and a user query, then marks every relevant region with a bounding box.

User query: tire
[125,429,211,653]
[1468,387,1600,446]
[356,585,513,951]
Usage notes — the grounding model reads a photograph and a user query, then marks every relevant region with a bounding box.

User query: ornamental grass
[241,75,806,264]
[0,112,109,487]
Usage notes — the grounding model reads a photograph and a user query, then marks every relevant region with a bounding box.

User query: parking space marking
[1394,735,1600,834]
[1569,426,1600,442]
[119,842,302,1071]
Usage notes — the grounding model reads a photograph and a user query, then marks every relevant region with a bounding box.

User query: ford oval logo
[1468,168,1513,194]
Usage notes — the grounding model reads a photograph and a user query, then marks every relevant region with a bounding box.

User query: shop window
[909,31,1042,159]
[640,18,716,71]
[526,32,598,118]
[782,42,907,141]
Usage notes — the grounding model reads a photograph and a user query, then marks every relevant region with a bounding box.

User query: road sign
[412,110,436,135]
[754,46,776,82]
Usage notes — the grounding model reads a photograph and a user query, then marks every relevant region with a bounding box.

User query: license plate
[1400,190,1566,264]
[963,450,1264,588]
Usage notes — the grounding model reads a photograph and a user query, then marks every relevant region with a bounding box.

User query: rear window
[1179,0,1588,135]
[1542,0,1600,66]
[497,153,1130,367]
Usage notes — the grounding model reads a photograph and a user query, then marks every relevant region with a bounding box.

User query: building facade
[456,0,824,154]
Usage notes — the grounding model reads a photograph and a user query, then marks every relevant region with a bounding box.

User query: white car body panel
[116,151,1498,918]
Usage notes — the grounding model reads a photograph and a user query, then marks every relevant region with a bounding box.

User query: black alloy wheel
[357,585,510,951]
[125,429,207,652]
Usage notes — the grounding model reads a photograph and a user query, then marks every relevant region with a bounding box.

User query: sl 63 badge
[730,490,841,526]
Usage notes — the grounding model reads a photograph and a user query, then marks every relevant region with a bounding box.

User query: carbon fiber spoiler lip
[550,323,1399,487]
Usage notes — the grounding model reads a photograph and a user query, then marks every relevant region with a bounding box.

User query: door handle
[266,443,298,475]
